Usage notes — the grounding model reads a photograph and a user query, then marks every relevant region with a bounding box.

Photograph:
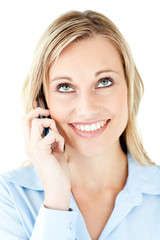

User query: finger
[41,130,65,153]
[26,107,50,121]
[30,118,47,143]
[22,108,50,140]
[30,118,59,143]
[21,116,31,142]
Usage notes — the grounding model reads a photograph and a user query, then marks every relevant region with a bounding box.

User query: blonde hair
[22,10,155,166]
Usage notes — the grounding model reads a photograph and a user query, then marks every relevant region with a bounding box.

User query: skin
[22,35,129,240]
[47,35,128,194]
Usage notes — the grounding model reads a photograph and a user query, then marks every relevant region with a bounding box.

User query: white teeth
[75,120,108,132]
[100,121,105,127]
[90,124,97,131]
[96,122,101,129]
[84,125,90,131]
[80,125,85,131]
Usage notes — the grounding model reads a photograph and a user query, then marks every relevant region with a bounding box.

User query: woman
[0,10,160,240]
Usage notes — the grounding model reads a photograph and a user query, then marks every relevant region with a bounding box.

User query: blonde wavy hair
[22,10,155,166]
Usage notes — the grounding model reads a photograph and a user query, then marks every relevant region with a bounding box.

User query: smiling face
[47,35,128,157]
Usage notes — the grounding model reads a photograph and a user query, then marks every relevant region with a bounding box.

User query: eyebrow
[50,69,119,83]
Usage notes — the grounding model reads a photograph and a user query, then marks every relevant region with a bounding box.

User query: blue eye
[56,77,113,93]
[97,78,113,87]
[56,83,73,93]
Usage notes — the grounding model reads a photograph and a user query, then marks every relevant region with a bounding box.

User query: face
[47,35,128,157]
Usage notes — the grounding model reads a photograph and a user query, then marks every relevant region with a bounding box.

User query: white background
[0,0,160,173]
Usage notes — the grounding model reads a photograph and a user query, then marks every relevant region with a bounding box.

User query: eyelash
[56,77,114,93]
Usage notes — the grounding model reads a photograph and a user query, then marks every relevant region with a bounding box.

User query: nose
[75,91,100,118]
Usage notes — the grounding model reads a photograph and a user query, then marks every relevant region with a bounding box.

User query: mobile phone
[37,96,50,136]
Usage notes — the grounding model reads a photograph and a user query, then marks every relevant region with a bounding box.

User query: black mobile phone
[37,96,50,136]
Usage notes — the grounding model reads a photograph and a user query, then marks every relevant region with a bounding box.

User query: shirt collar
[4,165,43,190]
[127,152,160,196]
[4,152,160,195]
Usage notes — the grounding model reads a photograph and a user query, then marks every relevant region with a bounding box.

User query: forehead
[49,35,123,77]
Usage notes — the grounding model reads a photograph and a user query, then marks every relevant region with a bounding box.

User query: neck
[65,141,128,193]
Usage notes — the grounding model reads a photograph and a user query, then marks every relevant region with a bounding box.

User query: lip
[68,119,111,139]
[69,119,108,127]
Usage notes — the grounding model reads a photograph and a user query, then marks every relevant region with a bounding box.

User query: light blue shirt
[0,152,160,240]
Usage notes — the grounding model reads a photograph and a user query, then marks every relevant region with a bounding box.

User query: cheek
[50,104,65,120]
[117,90,128,129]
[118,92,128,116]
[108,86,128,121]
[48,97,70,125]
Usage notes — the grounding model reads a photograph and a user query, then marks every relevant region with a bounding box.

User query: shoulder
[0,165,43,191]
[0,167,44,238]
[138,163,160,194]
[128,152,160,195]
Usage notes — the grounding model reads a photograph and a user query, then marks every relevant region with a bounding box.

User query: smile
[71,120,107,131]
[68,119,111,138]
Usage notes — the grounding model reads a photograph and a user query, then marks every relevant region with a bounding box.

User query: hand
[22,105,71,210]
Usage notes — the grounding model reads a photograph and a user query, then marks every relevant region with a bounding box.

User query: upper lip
[69,119,110,126]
